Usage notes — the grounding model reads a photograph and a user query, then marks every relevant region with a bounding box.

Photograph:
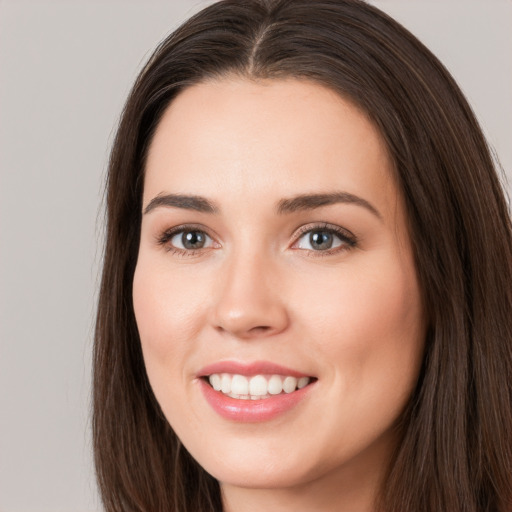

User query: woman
[93,1,512,511]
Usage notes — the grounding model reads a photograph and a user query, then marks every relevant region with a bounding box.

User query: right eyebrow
[143,193,219,215]
[276,191,382,220]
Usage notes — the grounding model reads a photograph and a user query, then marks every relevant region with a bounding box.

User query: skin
[133,77,426,512]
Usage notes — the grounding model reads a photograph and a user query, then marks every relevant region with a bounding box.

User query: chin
[209,463,314,490]
[186,441,313,489]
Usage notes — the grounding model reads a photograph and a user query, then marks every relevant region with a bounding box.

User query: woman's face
[133,78,426,501]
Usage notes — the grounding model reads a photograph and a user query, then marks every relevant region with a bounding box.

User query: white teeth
[221,374,231,394]
[249,375,267,396]
[207,373,311,399]
[231,374,249,395]
[268,374,283,395]
[283,376,298,393]
[297,376,309,389]
[209,374,222,391]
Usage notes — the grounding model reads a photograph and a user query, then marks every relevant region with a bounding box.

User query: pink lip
[197,360,310,378]
[199,379,314,422]
[197,360,315,423]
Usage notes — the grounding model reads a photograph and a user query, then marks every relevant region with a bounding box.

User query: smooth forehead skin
[143,78,398,224]
[136,78,425,511]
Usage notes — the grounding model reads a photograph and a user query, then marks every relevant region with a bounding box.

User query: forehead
[143,77,398,217]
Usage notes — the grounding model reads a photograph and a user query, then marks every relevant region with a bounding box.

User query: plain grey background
[0,1,510,511]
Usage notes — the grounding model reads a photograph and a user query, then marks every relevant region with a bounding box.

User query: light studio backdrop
[0,1,510,511]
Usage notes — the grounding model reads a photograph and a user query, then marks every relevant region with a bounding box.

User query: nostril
[249,326,272,333]
[211,297,290,338]
[214,323,275,337]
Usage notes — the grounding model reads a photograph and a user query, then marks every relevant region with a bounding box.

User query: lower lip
[199,379,314,422]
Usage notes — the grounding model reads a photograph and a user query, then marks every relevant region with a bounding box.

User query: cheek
[132,256,206,376]
[132,256,210,431]
[305,254,419,325]
[297,252,425,390]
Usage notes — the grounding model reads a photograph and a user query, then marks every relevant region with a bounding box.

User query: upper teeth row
[208,373,310,399]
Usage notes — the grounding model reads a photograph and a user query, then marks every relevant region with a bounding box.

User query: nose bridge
[211,243,289,338]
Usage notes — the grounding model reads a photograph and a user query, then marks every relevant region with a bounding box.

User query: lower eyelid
[294,236,347,251]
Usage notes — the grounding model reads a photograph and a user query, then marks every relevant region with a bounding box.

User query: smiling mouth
[205,373,315,400]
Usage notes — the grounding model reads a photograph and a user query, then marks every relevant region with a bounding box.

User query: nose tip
[211,259,289,339]
[215,308,286,339]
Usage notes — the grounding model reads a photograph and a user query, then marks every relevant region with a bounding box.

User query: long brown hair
[93,1,512,510]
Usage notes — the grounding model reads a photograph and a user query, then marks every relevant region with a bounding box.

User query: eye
[293,224,356,253]
[296,230,342,251]
[171,230,212,250]
[156,225,216,254]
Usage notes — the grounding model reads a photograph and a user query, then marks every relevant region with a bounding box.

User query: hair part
[94,1,512,510]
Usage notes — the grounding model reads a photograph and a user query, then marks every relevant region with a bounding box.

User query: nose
[210,250,290,339]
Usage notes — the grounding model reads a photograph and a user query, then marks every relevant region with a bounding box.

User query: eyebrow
[143,193,219,214]
[143,191,381,219]
[277,192,382,219]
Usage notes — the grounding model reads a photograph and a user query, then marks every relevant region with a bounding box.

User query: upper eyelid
[292,222,356,240]
[159,223,217,238]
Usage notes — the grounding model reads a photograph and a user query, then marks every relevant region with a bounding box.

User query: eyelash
[156,222,357,257]
[156,224,215,257]
[292,223,357,256]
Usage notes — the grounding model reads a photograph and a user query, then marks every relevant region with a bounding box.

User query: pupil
[182,231,205,249]
[310,231,333,250]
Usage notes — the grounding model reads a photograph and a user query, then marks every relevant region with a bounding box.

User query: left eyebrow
[143,193,219,215]
[276,192,382,220]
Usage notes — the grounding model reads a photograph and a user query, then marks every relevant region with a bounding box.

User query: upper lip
[197,360,312,378]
